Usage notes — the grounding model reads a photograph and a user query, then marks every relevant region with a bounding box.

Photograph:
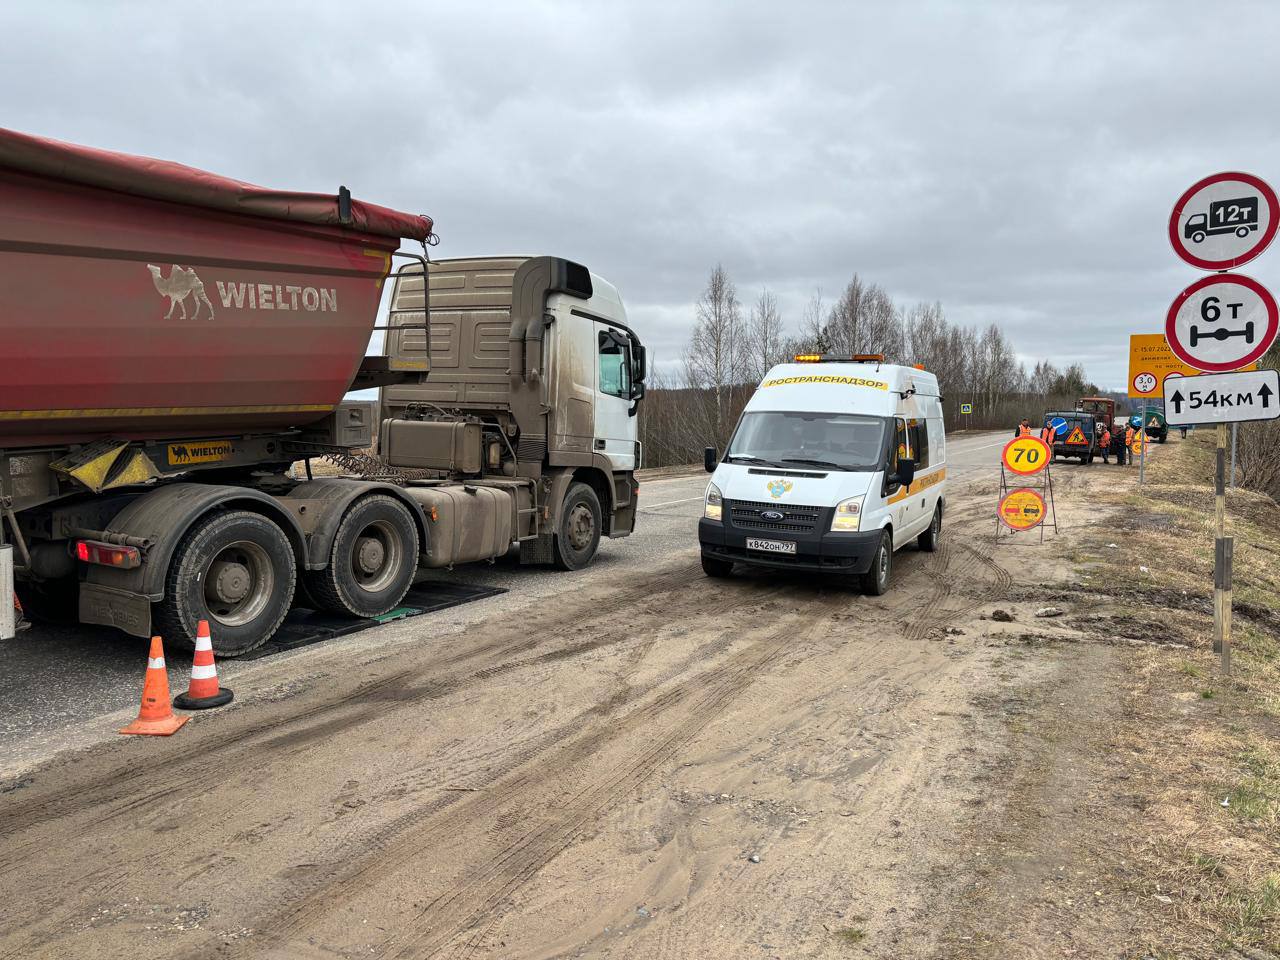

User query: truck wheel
[1237,226,1251,238]
[701,553,734,578]
[553,482,601,571]
[860,530,893,596]
[306,495,419,618]
[155,510,295,657]
[917,505,942,552]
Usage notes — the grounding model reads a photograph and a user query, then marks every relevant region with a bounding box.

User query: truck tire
[305,495,419,618]
[154,510,295,657]
[917,505,942,552]
[860,529,893,596]
[701,553,734,578]
[553,482,602,571]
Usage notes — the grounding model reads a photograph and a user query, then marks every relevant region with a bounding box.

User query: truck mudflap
[80,581,152,638]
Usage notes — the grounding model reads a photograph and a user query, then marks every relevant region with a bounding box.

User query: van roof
[745,362,940,417]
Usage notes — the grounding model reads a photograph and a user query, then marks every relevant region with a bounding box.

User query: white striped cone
[173,619,234,710]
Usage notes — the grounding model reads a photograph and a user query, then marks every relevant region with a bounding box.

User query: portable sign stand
[1167,170,1280,675]
[995,436,1057,544]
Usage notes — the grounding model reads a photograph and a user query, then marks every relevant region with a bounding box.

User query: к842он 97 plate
[746,537,797,555]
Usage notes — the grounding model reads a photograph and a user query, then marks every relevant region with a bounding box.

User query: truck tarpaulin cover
[0,126,432,241]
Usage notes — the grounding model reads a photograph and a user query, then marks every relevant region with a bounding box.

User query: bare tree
[743,287,786,382]
[683,264,743,445]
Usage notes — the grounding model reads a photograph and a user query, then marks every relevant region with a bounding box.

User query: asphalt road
[0,430,1008,779]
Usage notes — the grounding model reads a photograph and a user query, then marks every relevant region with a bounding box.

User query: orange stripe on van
[887,467,946,504]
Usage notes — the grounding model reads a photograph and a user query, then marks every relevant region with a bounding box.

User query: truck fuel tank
[405,484,512,568]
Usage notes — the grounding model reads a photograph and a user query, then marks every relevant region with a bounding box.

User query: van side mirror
[631,341,647,383]
[895,457,916,488]
[704,446,718,473]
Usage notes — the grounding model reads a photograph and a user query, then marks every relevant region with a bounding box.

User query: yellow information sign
[1129,333,1257,399]
[1002,436,1050,476]
[998,488,1047,531]
[167,440,232,466]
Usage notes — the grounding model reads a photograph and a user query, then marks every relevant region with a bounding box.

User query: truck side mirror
[895,457,916,488]
[704,446,718,473]
[631,341,647,383]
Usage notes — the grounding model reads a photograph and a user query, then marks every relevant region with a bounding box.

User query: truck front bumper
[698,517,881,575]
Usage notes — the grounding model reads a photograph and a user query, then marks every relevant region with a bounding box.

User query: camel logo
[148,264,216,321]
[167,440,232,466]
[766,479,793,500]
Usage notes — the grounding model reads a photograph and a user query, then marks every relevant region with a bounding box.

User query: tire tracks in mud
[0,571,797,959]
[180,593,855,960]
[0,567,700,846]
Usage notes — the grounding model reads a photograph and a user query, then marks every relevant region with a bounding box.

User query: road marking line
[642,496,704,508]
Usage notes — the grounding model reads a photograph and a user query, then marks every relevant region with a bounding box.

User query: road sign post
[1167,172,1279,675]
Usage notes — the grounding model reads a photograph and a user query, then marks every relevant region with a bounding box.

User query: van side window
[890,418,907,474]
[907,418,930,469]
[598,331,631,399]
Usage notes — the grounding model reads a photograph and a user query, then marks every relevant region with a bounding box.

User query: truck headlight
[831,495,863,531]
[704,482,723,521]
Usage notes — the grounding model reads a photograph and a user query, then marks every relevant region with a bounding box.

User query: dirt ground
[1,443,1276,959]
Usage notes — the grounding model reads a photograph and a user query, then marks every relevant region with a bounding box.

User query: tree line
[639,264,1103,467]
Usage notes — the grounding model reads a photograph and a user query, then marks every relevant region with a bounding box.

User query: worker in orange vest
[1039,421,1055,445]
[1014,418,1033,437]
[1124,423,1136,465]
[1099,423,1112,463]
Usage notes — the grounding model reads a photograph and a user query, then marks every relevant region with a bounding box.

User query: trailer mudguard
[83,483,311,604]
[278,479,430,568]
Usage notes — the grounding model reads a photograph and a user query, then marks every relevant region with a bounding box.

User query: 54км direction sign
[1163,368,1280,426]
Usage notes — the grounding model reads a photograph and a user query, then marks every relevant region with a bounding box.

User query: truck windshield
[726,412,888,471]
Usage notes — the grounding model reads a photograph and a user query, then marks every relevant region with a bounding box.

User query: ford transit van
[698,355,945,594]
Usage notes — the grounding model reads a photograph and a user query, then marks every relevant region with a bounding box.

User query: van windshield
[726,411,888,471]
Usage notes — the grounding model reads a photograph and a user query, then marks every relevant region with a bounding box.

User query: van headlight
[704,482,723,521]
[831,495,863,531]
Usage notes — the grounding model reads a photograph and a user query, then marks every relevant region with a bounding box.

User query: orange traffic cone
[174,619,233,710]
[120,636,189,736]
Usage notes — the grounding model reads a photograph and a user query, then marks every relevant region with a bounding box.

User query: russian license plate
[746,537,797,555]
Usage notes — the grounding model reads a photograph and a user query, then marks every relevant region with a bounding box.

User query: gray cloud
[6,0,1280,390]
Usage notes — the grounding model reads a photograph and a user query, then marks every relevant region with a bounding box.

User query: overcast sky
[5,1,1280,390]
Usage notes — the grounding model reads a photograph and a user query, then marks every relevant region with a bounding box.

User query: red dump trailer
[0,130,646,654]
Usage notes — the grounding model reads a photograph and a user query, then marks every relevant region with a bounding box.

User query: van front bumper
[698,518,881,575]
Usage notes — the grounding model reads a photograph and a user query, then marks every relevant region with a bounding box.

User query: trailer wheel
[305,495,419,618]
[553,482,601,571]
[155,510,296,657]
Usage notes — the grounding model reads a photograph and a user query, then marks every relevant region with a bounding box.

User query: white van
[698,356,946,594]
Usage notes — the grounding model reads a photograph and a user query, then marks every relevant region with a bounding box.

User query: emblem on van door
[761,510,784,521]
[766,479,793,500]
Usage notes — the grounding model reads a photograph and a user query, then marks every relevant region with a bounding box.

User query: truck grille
[728,499,822,534]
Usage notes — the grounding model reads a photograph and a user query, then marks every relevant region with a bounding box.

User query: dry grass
[1073,434,1280,953]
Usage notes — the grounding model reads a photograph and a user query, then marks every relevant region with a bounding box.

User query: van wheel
[553,483,601,571]
[917,505,941,552]
[860,530,893,596]
[701,554,734,578]
[154,510,296,657]
[305,495,419,618]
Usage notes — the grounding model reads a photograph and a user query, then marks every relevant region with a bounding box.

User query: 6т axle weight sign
[1163,368,1280,426]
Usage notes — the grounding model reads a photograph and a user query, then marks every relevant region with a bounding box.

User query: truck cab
[698,356,945,595]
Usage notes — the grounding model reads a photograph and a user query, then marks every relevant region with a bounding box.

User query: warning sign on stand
[998,488,1047,531]
[1065,425,1087,445]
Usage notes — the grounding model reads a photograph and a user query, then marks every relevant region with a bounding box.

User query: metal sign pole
[1230,422,1238,488]
[1214,423,1232,673]
[1138,405,1147,485]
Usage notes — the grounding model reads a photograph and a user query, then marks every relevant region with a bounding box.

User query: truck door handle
[594,439,606,451]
